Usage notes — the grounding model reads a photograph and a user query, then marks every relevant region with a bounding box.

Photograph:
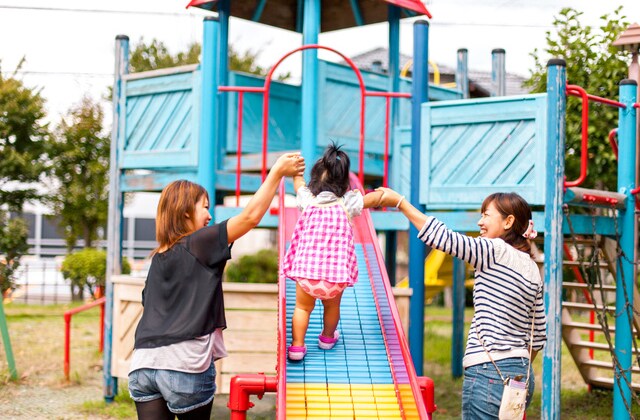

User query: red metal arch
[220,44,411,204]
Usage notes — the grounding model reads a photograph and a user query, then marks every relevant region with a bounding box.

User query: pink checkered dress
[283,200,358,285]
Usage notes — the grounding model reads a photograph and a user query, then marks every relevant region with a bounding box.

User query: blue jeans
[128,362,216,414]
[462,357,535,419]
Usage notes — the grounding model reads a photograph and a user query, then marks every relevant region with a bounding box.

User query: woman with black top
[128,153,305,420]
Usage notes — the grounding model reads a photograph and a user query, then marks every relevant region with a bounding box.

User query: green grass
[1,302,639,419]
[79,385,137,419]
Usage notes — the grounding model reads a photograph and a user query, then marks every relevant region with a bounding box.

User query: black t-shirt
[134,220,232,349]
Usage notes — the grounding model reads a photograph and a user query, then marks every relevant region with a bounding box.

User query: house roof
[347,47,530,97]
[186,0,431,33]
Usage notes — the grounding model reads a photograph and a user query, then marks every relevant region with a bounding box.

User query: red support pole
[62,297,106,380]
[236,92,244,207]
[383,96,391,188]
[100,302,105,353]
[64,313,71,380]
[228,374,277,420]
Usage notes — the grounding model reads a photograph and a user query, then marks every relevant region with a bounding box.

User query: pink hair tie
[522,220,537,239]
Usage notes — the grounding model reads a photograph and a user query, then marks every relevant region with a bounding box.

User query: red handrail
[565,85,626,188]
[63,297,105,381]
[276,178,287,418]
[608,129,618,158]
[350,173,431,418]
[218,86,266,206]
[220,45,411,197]
[364,91,412,187]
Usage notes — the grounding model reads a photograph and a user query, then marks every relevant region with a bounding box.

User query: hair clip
[522,220,537,239]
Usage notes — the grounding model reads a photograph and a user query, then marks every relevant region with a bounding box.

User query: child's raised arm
[363,189,384,209]
[227,153,304,243]
[293,175,306,193]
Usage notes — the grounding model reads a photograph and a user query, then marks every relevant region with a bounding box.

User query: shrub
[225,249,278,284]
[61,248,131,300]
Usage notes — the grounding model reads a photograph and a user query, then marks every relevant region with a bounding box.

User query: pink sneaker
[287,345,307,361]
[318,331,340,350]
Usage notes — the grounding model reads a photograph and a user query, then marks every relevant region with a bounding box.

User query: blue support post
[451,258,466,378]
[386,4,401,285]
[613,79,637,420]
[301,0,320,176]
[456,48,469,99]
[104,34,129,401]
[409,19,429,376]
[217,0,230,171]
[491,48,506,97]
[542,58,566,420]
[199,17,220,204]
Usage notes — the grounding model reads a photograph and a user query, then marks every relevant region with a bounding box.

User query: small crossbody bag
[476,297,537,420]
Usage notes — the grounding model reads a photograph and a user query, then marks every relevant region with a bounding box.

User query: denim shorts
[461,357,535,419]
[128,362,216,414]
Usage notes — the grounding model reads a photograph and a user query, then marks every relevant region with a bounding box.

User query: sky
[2,0,640,126]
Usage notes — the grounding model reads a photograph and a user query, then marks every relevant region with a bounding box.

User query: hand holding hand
[376,187,404,208]
[273,153,305,177]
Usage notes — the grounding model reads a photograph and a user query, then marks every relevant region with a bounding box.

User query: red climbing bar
[565,85,627,188]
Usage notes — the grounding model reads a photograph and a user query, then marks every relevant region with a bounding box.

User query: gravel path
[1,375,104,419]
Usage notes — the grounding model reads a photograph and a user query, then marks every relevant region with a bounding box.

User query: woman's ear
[504,214,515,230]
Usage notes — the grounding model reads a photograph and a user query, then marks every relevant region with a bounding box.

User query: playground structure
[102,1,640,419]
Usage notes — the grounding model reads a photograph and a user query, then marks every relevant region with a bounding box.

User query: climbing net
[564,203,640,417]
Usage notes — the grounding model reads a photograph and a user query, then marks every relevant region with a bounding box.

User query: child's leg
[320,290,344,338]
[291,283,316,347]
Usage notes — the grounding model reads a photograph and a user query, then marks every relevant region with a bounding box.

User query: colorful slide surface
[276,176,430,419]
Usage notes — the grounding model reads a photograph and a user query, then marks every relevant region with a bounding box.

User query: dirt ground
[0,303,278,419]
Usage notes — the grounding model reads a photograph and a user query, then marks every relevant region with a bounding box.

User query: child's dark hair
[481,192,533,256]
[308,142,351,197]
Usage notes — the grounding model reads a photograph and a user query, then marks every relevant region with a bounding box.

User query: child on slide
[283,142,382,361]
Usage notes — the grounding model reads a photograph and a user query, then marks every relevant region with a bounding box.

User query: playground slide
[275,175,433,419]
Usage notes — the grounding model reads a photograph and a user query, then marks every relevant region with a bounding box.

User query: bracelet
[395,195,405,209]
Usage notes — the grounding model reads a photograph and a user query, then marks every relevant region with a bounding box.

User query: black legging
[135,399,213,420]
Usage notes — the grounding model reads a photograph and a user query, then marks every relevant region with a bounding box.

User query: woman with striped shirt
[377,189,546,419]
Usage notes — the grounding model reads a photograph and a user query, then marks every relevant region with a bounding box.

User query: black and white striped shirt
[418,217,547,368]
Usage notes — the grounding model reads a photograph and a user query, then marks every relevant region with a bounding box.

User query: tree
[130,39,201,72]
[0,213,28,294]
[0,63,50,293]
[524,7,630,192]
[0,62,50,210]
[129,38,290,80]
[48,97,110,252]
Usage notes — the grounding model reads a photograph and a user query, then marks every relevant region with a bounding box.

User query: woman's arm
[227,153,305,243]
[376,187,428,229]
[377,187,493,270]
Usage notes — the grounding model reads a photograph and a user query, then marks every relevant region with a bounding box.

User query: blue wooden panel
[420,94,547,209]
[319,61,406,161]
[391,126,412,199]
[121,70,200,169]
[121,170,198,192]
[224,71,301,153]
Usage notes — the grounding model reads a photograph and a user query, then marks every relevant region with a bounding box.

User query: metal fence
[9,259,72,304]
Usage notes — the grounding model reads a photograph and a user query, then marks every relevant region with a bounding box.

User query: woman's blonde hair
[154,180,208,253]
